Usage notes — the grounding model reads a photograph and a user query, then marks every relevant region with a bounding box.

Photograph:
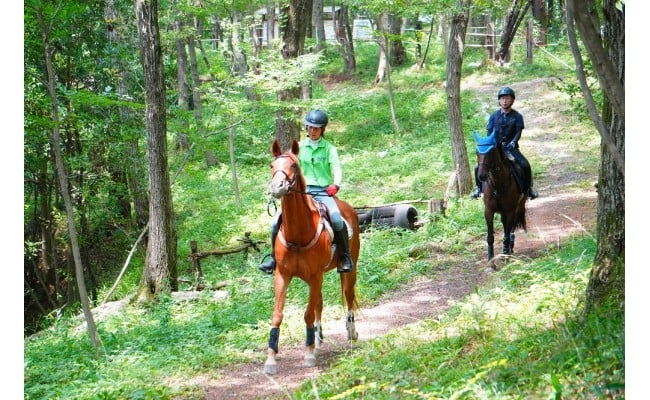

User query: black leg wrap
[306,326,316,347]
[268,327,280,353]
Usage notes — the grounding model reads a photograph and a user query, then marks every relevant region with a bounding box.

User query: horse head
[268,140,304,199]
[474,130,499,183]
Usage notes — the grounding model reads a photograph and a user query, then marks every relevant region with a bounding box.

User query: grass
[24,38,622,399]
[291,237,624,399]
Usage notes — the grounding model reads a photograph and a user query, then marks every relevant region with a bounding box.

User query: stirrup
[258,254,275,274]
[470,187,482,199]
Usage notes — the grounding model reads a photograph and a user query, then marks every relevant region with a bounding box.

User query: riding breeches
[268,186,345,235]
[308,185,344,231]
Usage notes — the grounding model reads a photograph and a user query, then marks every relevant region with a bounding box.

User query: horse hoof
[263,359,278,375]
[264,363,277,375]
[304,354,316,367]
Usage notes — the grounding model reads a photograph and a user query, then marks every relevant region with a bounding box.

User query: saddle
[502,148,526,195]
[315,200,353,239]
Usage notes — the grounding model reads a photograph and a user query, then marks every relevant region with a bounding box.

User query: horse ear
[291,140,300,156]
[272,140,282,157]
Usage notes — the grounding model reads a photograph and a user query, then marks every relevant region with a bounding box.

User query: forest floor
[197,74,599,399]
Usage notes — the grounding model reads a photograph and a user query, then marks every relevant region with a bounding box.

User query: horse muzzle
[268,180,290,198]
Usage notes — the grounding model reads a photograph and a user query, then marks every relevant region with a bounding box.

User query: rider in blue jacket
[470,87,539,200]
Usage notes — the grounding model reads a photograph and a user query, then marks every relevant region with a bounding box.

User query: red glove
[326,185,339,196]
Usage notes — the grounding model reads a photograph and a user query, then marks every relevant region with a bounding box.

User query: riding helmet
[304,109,329,128]
[497,86,515,99]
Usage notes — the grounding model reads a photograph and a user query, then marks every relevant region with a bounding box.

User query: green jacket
[298,138,342,187]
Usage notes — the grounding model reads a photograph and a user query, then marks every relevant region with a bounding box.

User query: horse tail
[515,201,527,232]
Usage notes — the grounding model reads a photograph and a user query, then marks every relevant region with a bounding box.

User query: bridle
[271,155,299,192]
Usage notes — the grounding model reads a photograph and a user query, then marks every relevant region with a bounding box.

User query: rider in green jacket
[258,109,354,274]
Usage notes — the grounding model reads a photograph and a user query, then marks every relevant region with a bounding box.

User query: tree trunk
[274,0,311,150]
[389,14,406,65]
[567,0,625,313]
[36,5,101,353]
[187,35,204,132]
[313,0,326,50]
[336,4,356,74]
[174,20,191,150]
[497,0,530,64]
[373,11,389,85]
[532,0,547,45]
[266,1,277,49]
[135,0,178,300]
[446,1,473,197]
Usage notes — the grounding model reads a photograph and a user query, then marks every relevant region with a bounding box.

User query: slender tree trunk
[135,0,178,300]
[175,19,191,150]
[313,0,326,50]
[418,17,435,69]
[275,0,311,150]
[532,0,547,45]
[187,35,204,132]
[446,1,473,196]
[36,5,101,354]
[389,14,405,65]
[373,11,389,85]
[106,0,149,229]
[266,1,277,49]
[230,11,256,100]
[497,0,530,64]
[336,4,356,73]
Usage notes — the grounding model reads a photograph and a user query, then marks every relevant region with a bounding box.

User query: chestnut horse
[474,130,527,260]
[263,140,360,375]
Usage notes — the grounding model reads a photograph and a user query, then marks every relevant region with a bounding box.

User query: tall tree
[335,4,356,73]
[373,11,389,84]
[34,2,101,353]
[313,0,326,50]
[497,0,530,64]
[389,14,406,65]
[274,0,312,151]
[446,0,473,196]
[566,0,624,313]
[135,0,179,300]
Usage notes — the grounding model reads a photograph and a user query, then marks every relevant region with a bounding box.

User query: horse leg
[485,211,495,260]
[502,233,511,254]
[264,274,291,375]
[340,271,359,340]
[501,215,515,255]
[303,275,323,367]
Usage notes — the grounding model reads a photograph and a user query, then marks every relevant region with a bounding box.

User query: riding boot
[258,229,278,274]
[470,166,482,199]
[334,227,354,273]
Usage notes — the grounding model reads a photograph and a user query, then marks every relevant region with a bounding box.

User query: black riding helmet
[497,86,515,99]
[304,109,329,128]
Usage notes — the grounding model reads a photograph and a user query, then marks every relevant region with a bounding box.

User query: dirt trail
[199,76,598,399]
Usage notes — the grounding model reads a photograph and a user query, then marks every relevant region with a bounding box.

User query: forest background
[14,0,639,398]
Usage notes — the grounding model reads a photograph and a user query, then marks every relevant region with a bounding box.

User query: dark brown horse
[263,140,360,375]
[474,131,527,260]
